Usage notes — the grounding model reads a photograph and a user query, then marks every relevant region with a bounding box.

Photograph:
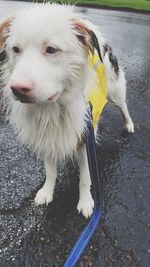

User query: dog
[0,3,134,218]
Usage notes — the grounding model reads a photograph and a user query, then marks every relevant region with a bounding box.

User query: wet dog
[0,4,134,218]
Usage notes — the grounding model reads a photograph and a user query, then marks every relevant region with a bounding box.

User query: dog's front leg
[77,145,94,218]
[35,158,57,206]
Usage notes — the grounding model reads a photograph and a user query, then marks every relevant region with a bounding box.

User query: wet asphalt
[0,2,150,267]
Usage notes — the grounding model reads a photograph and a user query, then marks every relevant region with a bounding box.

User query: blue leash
[64,108,103,267]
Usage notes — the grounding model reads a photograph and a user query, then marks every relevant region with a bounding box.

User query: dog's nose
[10,83,32,94]
[10,83,33,103]
[11,87,25,99]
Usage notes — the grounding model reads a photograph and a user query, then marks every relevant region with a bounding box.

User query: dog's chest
[10,98,87,161]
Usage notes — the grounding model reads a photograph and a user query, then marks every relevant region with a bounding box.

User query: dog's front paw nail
[126,121,134,133]
[34,187,53,206]
[77,196,94,219]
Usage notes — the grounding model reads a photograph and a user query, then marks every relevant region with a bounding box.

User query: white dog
[0,4,134,218]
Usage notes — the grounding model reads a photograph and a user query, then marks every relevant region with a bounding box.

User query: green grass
[53,0,150,11]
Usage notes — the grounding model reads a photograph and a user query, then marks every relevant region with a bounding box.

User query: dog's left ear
[73,21,103,62]
[0,19,12,51]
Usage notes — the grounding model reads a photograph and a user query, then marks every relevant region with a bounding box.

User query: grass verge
[53,0,150,11]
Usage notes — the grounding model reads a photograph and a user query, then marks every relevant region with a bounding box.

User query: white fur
[1,4,134,218]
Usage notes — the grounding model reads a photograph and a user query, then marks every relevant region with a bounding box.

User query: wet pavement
[0,2,150,267]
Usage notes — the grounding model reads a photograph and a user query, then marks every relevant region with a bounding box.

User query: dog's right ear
[0,19,12,51]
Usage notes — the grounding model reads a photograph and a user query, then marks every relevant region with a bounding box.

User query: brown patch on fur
[0,19,12,50]
[74,21,91,35]
[73,21,94,54]
[0,19,11,112]
[73,21,103,62]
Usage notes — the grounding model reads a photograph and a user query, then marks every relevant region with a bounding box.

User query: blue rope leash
[64,109,103,267]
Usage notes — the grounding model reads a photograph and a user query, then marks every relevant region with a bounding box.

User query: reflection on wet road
[0,2,150,267]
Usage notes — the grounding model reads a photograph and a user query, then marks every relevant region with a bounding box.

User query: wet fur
[0,4,134,218]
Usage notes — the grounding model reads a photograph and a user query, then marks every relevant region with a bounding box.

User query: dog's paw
[126,120,134,133]
[77,195,94,219]
[34,187,53,206]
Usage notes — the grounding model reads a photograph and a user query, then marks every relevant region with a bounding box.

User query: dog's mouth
[48,92,60,102]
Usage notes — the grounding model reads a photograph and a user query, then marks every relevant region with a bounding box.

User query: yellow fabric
[87,53,108,128]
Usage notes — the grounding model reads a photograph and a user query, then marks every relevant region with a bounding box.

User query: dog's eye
[12,46,20,53]
[46,47,58,54]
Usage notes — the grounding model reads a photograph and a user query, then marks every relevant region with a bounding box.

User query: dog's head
[0,4,102,105]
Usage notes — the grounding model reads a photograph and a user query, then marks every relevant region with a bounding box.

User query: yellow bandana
[87,53,108,128]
